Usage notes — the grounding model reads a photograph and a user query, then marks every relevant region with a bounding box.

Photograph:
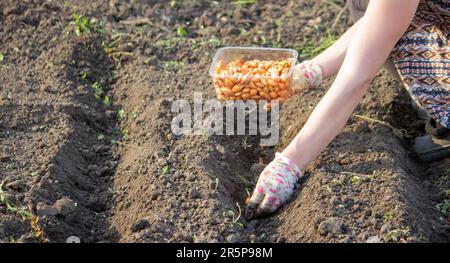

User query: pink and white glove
[291,60,323,93]
[264,60,322,110]
[246,152,303,216]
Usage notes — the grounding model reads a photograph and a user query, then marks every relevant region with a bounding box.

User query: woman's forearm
[311,18,362,79]
[283,72,370,169]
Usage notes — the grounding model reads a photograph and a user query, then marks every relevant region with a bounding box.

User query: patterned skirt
[390,0,450,128]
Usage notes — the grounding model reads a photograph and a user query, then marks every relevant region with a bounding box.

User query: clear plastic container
[209,47,298,102]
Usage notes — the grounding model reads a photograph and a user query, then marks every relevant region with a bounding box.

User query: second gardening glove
[291,60,323,92]
[264,60,323,110]
[246,152,303,216]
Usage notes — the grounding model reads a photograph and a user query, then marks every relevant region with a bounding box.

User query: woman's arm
[312,18,363,79]
[282,0,419,169]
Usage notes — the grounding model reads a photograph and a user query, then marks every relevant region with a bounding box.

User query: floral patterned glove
[246,152,303,216]
[264,60,323,110]
[291,60,323,93]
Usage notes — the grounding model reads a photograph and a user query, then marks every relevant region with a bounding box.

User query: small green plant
[0,53,4,64]
[239,28,252,37]
[207,37,226,48]
[170,0,177,8]
[223,210,235,218]
[235,172,251,187]
[433,175,449,190]
[31,171,39,177]
[0,182,32,220]
[435,199,449,216]
[299,33,337,59]
[117,109,125,120]
[353,114,414,141]
[259,233,267,240]
[131,106,139,120]
[272,18,283,48]
[101,34,124,54]
[16,208,32,220]
[176,26,188,37]
[383,212,393,221]
[233,0,256,6]
[161,165,174,175]
[97,133,105,141]
[5,163,16,171]
[122,128,129,139]
[103,96,110,107]
[398,128,413,140]
[72,13,93,36]
[215,178,220,189]
[46,62,54,69]
[324,185,333,193]
[155,37,183,49]
[384,229,407,242]
[161,60,185,70]
[331,178,344,186]
[222,202,243,228]
[351,175,360,185]
[90,80,110,107]
[80,72,88,81]
[92,81,102,100]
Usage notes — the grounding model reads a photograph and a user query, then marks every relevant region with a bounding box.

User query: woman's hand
[264,60,323,110]
[291,60,323,92]
[246,152,303,216]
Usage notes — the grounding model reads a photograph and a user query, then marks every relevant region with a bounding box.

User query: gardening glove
[246,152,303,216]
[264,60,323,110]
[291,60,323,92]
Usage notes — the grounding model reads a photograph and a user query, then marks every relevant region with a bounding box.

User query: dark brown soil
[0,0,448,243]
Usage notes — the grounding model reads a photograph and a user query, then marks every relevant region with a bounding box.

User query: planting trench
[0,0,448,243]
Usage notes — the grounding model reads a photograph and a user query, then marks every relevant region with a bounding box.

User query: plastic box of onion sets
[209,47,298,102]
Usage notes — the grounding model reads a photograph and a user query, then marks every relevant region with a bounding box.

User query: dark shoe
[414,119,450,162]
[425,118,449,138]
[411,100,429,120]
